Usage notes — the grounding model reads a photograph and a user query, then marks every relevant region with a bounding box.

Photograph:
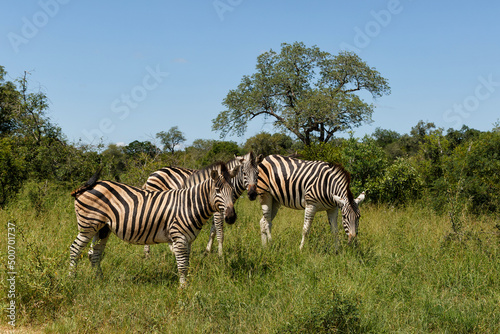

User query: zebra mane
[327,162,355,206]
[186,161,231,183]
[240,151,258,167]
[71,168,102,198]
[248,151,261,167]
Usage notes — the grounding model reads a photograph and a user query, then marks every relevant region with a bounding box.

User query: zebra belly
[269,189,306,210]
[272,191,335,212]
[107,218,171,245]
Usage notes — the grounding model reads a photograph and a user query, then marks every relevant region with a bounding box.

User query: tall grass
[1,187,500,333]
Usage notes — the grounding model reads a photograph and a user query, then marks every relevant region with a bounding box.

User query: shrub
[342,136,387,195]
[443,131,500,213]
[0,137,26,206]
[275,290,368,333]
[300,136,387,196]
[370,157,423,206]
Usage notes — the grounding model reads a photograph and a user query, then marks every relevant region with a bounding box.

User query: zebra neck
[226,158,245,197]
[203,180,220,218]
[231,175,245,198]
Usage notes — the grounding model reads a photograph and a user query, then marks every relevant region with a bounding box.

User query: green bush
[276,290,369,333]
[0,137,26,206]
[443,131,500,213]
[370,157,423,206]
[342,136,387,195]
[300,137,387,196]
[300,141,344,164]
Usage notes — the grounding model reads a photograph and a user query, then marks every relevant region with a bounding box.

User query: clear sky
[2,0,499,148]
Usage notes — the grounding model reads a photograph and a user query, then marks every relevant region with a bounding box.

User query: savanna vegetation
[1,50,500,334]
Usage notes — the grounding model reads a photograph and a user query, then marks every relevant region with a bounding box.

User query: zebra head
[235,151,264,201]
[333,192,366,243]
[210,165,240,225]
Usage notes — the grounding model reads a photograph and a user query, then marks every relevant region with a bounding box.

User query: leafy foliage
[243,132,300,156]
[0,137,25,205]
[369,157,424,206]
[199,140,241,166]
[300,135,387,196]
[156,126,186,154]
[444,131,500,213]
[276,290,367,333]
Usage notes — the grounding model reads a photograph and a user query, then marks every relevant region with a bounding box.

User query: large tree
[212,42,390,145]
[156,126,186,154]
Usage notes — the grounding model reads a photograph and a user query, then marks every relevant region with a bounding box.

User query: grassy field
[1,188,500,333]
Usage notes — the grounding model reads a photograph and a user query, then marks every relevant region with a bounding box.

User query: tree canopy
[156,126,186,154]
[212,42,390,145]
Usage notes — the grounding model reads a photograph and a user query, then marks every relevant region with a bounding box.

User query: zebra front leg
[69,231,95,276]
[299,205,317,250]
[259,217,272,246]
[214,213,224,257]
[259,193,275,246]
[327,207,339,252]
[172,237,191,288]
[205,223,216,253]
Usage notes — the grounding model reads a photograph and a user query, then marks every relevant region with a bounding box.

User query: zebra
[256,154,365,250]
[69,162,239,288]
[143,151,263,256]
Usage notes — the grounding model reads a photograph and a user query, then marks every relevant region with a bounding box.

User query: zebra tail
[71,167,102,198]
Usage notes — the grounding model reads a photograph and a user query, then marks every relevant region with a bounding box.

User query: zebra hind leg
[144,245,151,258]
[88,225,111,278]
[69,231,96,277]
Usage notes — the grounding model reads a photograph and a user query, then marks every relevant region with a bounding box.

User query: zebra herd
[69,153,365,287]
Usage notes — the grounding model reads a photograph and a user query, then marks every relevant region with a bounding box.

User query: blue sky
[2,0,499,148]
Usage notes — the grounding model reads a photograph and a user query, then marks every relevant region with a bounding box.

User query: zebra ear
[355,191,366,204]
[229,165,241,178]
[210,170,219,180]
[333,195,346,207]
[234,154,245,165]
[256,154,264,164]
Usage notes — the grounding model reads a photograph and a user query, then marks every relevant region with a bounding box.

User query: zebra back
[257,154,356,211]
[71,168,102,198]
[143,166,195,191]
[185,161,239,189]
[74,177,224,245]
[145,152,261,199]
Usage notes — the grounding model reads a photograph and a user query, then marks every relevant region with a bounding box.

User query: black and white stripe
[69,163,238,287]
[143,152,262,256]
[257,154,365,250]
[143,166,195,192]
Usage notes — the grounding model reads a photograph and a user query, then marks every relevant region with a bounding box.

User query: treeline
[1,66,499,217]
[302,122,500,217]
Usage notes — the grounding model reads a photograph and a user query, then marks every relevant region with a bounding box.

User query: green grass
[1,192,500,333]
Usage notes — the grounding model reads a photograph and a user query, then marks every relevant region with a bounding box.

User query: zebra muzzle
[247,184,258,201]
[347,233,357,244]
[224,205,237,225]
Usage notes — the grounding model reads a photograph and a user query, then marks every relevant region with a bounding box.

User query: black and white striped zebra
[143,152,263,256]
[69,162,239,287]
[257,154,365,250]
